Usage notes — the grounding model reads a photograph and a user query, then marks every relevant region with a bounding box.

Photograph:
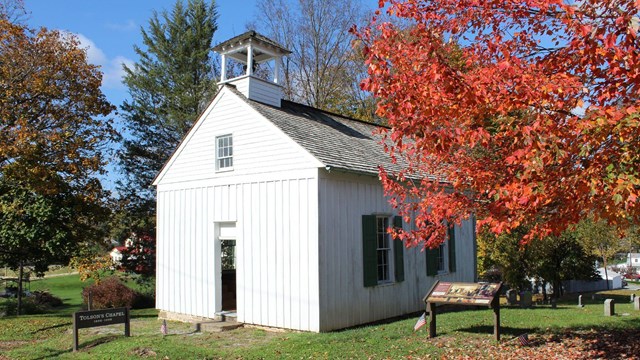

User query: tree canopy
[117,0,219,238]
[0,19,115,272]
[356,0,640,247]
[255,0,376,120]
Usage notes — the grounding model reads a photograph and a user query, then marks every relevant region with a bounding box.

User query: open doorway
[217,223,236,311]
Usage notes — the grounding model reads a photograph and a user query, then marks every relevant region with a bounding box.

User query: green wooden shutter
[393,216,405,282]
[426,247,438,276]
[448,225,457,273]
[362,215,377,287]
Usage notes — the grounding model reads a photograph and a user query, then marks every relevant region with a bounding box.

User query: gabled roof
[225,86,404,176]
[212,30,291,55]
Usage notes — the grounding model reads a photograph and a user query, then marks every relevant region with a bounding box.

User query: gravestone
[520,291,532,308]
[577,295,584,308]
[604,299,615,316]
[631,294,636,303]
[635,297,640,311]
[506,290,517,305]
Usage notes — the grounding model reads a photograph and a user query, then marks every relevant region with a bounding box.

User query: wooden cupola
[213,31,290,107]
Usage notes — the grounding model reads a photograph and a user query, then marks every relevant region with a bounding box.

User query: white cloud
[70,32,133,90]
[74,33,107,65]
[103,55,135,89]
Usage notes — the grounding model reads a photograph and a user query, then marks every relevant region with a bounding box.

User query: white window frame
[437,241,448,275]
[215,134,234,171]
[376,216,395,284]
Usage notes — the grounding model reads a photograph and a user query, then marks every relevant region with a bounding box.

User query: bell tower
[213,31,290,107]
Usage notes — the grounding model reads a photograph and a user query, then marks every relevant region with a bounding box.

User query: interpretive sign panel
[423,281,502,341]
[73,307,130,351]
[425,281,501,305]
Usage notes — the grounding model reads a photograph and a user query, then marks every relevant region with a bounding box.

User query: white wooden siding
[156,171,321,331]
[231,75,283,107]
[155,88,321,185]
[317,170,477,331]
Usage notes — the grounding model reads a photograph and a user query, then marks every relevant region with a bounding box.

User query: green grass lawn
[2,275,640,359]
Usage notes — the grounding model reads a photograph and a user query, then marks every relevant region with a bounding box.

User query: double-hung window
[376,217,391,282]
[426,225,457,276]
[362,215,404,287]
[216,134,233,170]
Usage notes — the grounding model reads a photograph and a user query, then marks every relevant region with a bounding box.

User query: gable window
[216,134,233,170]
[362,215,404,287]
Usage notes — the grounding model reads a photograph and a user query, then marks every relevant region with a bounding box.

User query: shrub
[132,292,155,309]
[1,297,49,315]
[33,291,63,307]
[82,277,137,309]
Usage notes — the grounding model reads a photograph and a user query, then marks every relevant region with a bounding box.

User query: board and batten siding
[155,87,324,331]
[156,171,321,331]
[317,171,477,331]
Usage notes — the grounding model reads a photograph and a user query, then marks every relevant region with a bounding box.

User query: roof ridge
[279,99,390,129]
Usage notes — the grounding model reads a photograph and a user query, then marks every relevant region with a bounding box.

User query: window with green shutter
[426,226,456,276]
[448,225,456,273]
[362,215,405,287]
[393,216,404,282]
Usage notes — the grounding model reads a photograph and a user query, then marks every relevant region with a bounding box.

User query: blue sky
[24,0,265,190]
[24,0,377,191]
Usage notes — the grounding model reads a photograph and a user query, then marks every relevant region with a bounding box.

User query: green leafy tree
[478,228,530,292]
[0,19,115,313]
[574,218,622,289]
[528,233,598,299]
[117,0,219,238]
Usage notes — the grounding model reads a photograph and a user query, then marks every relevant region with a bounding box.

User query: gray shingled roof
[226,86,405,176]
[212,30,291,54]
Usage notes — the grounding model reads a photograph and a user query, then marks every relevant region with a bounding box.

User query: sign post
[423,281,502,341]
[73,307,131,351]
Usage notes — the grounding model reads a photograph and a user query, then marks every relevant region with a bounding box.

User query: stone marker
[631,294,636,303]
[634,297,640,311]
[577,295,584,308]
[520,291,533,308]
[604,299,615,316]
[506,289,517,305]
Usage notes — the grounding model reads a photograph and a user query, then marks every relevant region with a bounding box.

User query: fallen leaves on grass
[415,328,640,359]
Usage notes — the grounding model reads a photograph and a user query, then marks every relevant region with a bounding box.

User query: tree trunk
[601,249,610,290]
[17,261,23,316]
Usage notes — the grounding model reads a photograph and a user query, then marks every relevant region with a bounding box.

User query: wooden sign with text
[425,281,501,306]
[73,307,130,351]
[423,281,502,341]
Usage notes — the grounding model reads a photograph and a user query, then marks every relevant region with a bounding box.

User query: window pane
[216,134,233,169]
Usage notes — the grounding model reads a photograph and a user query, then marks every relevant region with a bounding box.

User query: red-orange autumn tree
[355,0,639,248]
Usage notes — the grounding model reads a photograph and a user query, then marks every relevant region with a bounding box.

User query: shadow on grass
[31,322,71,334]
[131,311,160,319]
[455,325,535,338]
[31,335,121,360]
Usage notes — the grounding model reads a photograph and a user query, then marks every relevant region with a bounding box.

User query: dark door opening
[221,239,236,311]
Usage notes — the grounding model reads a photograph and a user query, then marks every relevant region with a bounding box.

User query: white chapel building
[153,31,478,332]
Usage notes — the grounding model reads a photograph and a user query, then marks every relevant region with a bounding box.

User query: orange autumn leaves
[0,19,115,198]
[355,0,639,247]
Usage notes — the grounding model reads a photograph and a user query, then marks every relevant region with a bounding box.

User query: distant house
[627,253,640,268]
[153,31,478,332]
[109,246,126,265]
